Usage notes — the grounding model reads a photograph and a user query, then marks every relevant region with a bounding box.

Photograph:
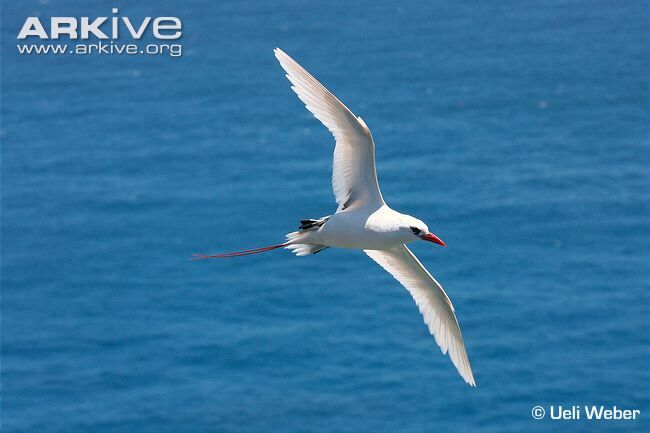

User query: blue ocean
[2,1,648,432]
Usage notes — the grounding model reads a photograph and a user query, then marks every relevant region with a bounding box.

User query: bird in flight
[194,48,475,386]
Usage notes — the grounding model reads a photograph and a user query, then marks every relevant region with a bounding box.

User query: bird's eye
[410,226,421,235]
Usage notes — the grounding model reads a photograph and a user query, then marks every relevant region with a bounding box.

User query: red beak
[421,233,446,247]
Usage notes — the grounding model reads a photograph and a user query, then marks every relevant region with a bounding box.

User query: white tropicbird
[195,48,475,386]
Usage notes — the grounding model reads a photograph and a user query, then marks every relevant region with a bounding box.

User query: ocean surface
[2,1,648,432]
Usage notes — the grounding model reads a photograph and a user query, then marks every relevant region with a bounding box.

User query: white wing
[274,48,384,211]
[365,245,476,386]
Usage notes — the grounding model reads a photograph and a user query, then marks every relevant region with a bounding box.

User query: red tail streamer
[191,242,288,260]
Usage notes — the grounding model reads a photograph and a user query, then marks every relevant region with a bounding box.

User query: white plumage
[275,48,475,387]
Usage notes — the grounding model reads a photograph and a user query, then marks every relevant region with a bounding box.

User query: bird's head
[403,217,446,247]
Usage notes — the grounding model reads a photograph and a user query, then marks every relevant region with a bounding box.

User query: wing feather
[274,48,384,210]
[364,245,476,386]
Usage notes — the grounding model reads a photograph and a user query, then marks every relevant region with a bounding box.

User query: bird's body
[294,206,421,250]
[195,48,476,386]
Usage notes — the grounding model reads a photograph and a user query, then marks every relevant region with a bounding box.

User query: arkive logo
[16,8,183,57]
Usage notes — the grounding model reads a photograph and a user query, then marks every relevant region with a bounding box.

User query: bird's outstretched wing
[274,48,385,211]
[364,245,476,386]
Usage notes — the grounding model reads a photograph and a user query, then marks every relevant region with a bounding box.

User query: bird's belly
[315,212,406,250]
